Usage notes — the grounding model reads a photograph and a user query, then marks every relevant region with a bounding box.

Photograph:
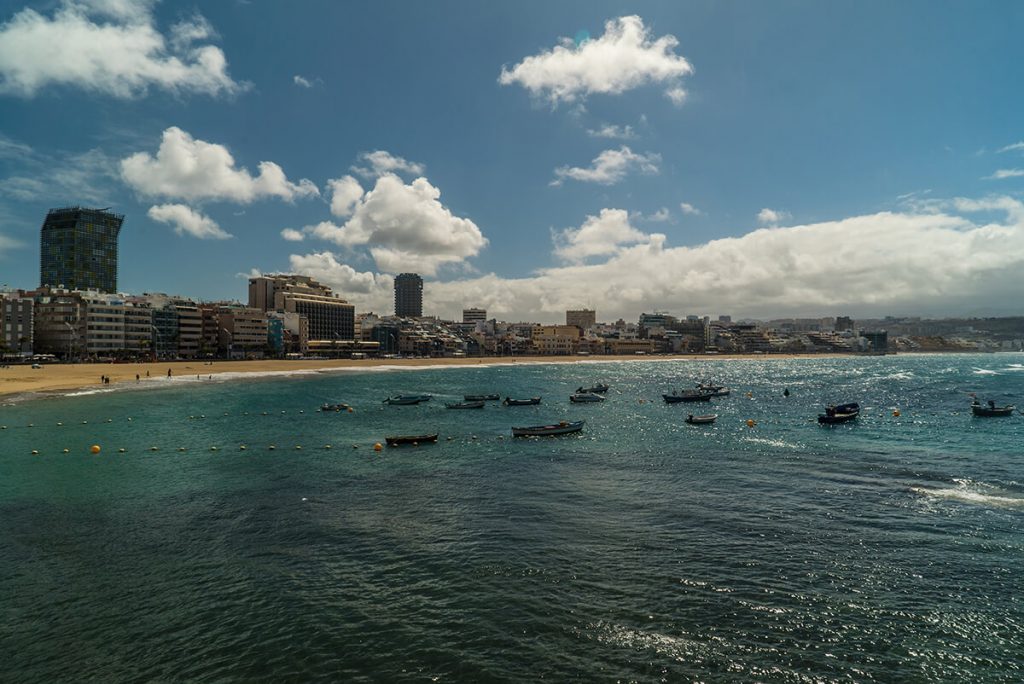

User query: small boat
[445,400,485,409]
[385,433,439,446]
[971,400,1016,417]
[818,402,860,424]
[663,391,713,403]
[697,383,730,397]
[569,392,606,403]
[464,394,500,401]
[685,414,718,425]
[319,403,352,412]
[503,397,541,406]
[382,395,432,405]
[512,420,585,437]
[576,384,609,394]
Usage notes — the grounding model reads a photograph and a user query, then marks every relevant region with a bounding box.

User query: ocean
[2,353,1023,681]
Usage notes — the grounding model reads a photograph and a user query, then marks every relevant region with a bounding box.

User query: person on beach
[167,368,172,377]
[136,374,140,383]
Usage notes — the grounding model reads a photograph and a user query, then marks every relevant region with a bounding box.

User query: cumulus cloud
[679,202,701,216]
[280,228,304,241]
[148,203,230,239]
[499,15,693,105]
[552,145,660,186]
[293,74,312,88]
[300,173,486,276]
[288,251,393,299]
[350,150,425,179]
[121,127,319,203]
[327,175,364,217]
[0,1,241,98]
[555,208,651,262]
[587,124,636,140]
[282,197,1024,321]
[984,169,1024,180]
[757,208,790,225]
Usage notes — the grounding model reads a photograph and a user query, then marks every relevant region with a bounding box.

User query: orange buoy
[892,409,901,417]
[373,442,383,452]
[746,419,756,428]
[90,444,101,454]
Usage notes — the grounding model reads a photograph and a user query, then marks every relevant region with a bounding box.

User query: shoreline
[0,351,1015,402]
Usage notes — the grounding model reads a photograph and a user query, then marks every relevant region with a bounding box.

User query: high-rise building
[394,273,423,318]
[40,207,124,293]
[463,307,487,324]
[566,309,596,330]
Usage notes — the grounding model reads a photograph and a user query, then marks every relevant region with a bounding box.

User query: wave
[972,368,1000,375]
[910,483,1024,509]
[743,436,802,450]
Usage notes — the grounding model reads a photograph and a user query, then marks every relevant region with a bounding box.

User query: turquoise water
[2,354,1023,681]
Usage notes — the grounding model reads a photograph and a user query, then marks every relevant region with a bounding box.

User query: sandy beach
[0,354,838,399]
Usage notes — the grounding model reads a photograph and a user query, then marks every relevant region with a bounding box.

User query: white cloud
[996,142,1024,154]
[679,202,701,216]
[587,124,636,140]
[282,197,1024,321]
[644,207,671,222]
[552,145,660,186]
[288,252,393,299]
[293,74,312,88]
[498,15,693,105]
[555,208,650,262]
[984,169,1024,180]
[121,127,319,203]
[757,208,790,225]
[148,203,230,239]
[0,1,241,98]
[350,150,425,179]
[327,175,364,217]
[280,228,304,242]
[300,173,486,276]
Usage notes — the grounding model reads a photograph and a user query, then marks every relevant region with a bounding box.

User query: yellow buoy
[347,407,354,413]
[90,445,101,454]
[892,409,901,417]
[746,419,756,428]
[373,442,383,452]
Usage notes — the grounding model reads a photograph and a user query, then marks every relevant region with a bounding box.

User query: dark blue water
[2,354,1023,681]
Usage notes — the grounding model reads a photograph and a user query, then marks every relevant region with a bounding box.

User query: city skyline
[1,2,1023,321]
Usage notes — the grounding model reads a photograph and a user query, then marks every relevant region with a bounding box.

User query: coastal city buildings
[394,273,423,318]
[40,207,124,294]
[566,309,596,331]
[462,307,486,324]
[0,294,33,355]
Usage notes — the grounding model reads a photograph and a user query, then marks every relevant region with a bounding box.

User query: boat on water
[384,433,439,446]
[818,402,860,424]
[685,414,718,425]
[319,403,351,412]
[569,392,606,403]
[464,393,500,401]
[971,399,1016,417]
[576,384,609,394]
[382,395,432,405]
[503,397,542,406]
[663,391,713,403]
[512,420,585,437]
[697,383,730,397]
[445,400,485,409]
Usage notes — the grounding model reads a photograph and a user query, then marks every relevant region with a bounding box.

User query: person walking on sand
[136,374,140,383]
[167,368,172,378]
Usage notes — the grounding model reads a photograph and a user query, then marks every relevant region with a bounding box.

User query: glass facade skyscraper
[394,272,423,318]
[40,207,124,293]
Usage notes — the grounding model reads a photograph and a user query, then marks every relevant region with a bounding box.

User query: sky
[1,0,1024,323]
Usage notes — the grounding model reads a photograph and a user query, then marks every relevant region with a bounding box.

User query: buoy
[893,409,901,417]
[746,391,753,398]
[119,448,126,453]
[299,410,304,414]
[352,444,358,449]
[90,445,101,454]
[295,445,302,450]
[150,446,158,451]
[324,445,332,449]
[302,497,308,502]
[31,450,39,455]
[28,423,34,428]
[106,418,112,423]
[269,445,276,450]
[373,442,383,452]
[240,445,247,450]
[178,447,186,452]
[746,419,756,428]
[127,417,133,421]
[210,446,218,451]
[57,422,63,426]
[81,421,87,424]
[62,448,70,453]
[347,407,353,413]
[0,425,6,429]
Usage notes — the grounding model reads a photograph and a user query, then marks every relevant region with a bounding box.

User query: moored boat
[971,399,1016,417]
[319,403,351,412]
[383,395,432,405]
[464,393,500,401]
[385,433,439,446]
[818,402,860,424]
[511,420,585,437]
[663,391,713,403]
[685,413,718,425]
[576,384,609,394]
[503,397,541,406]
[697,383,730,397]
[445,400,485,409]
[569,392,605,403]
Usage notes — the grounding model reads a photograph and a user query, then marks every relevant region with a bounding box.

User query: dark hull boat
[383,395,432,405]
[576,384,609,394]
[818,402,860,424]
[445,400,485,409]
[504,397,541,406]
[663,392,713,403]
[972,401,1016,417]
[319,403,351,412]
[464,394,500,401]
[385,433,439,446]
[512,420,584,437]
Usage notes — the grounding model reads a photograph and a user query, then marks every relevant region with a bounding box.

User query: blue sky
[1,0,1023,322]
